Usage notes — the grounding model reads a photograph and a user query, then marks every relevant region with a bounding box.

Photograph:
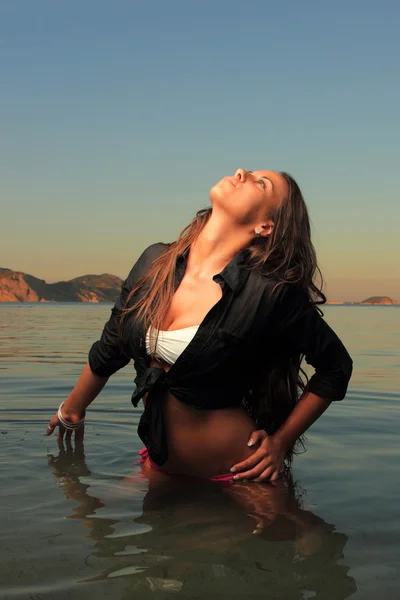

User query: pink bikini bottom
[138,447,235,483]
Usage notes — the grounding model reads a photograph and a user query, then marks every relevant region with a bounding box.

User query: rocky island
[0,268,122,302]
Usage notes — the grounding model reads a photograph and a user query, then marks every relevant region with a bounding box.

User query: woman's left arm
[231,285,353,482]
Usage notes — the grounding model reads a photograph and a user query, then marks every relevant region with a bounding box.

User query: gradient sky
[1,0,399,301]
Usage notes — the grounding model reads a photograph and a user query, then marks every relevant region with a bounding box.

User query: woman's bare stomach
[160,392,257,478]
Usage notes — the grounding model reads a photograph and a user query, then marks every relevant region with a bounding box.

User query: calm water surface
[0,304,399,599]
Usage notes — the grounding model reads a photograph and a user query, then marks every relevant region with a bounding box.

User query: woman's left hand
[230,430,286,482]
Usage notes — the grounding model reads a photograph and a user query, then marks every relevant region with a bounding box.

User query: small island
[327,296,398,306]
[359,296,397,305]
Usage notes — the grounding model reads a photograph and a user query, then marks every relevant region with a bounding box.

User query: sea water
[0,304,399,599]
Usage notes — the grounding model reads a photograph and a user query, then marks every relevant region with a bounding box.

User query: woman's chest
[160,274,223,330]
[128,272,273,369]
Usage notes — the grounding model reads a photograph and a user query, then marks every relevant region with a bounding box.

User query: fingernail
[247,439,254,446]
[230,467,236,473]
[233,475,239,480]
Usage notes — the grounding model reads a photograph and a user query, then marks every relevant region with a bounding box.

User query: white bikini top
[145,325,199,365]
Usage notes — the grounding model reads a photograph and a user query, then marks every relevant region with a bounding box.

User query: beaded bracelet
[57,401,85,430]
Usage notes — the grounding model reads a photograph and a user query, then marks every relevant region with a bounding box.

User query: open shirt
[88,243,353,466]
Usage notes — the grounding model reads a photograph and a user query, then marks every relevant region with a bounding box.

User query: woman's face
[210,168,288,229]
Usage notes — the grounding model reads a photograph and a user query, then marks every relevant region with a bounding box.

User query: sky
[1,0,399,302]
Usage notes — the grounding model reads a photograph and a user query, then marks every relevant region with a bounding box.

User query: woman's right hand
[46,407,85,441]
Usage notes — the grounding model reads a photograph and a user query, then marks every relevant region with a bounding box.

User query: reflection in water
[47,440,357,599]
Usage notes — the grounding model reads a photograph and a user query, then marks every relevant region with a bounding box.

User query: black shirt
[88,243,353,466]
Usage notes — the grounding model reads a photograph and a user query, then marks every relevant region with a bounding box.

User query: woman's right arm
[46,363,109,437]
[45,243,166,438]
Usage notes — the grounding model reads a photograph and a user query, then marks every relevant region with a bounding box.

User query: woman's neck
[187,212,250,280]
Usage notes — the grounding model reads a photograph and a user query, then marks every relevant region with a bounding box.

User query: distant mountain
[0,268,123,302]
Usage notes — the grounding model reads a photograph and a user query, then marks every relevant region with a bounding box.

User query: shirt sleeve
[272,284,353,401]
[88,243,164,378]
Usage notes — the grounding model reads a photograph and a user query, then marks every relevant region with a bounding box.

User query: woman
[46,168,353,483]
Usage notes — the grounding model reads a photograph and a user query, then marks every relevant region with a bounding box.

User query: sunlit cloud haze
[1,0,399,302]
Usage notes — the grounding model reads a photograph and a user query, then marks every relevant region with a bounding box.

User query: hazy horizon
[3,261,399,304]
[2,1,399,302]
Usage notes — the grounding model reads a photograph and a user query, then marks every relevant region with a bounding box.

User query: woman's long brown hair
[120,173,326,464]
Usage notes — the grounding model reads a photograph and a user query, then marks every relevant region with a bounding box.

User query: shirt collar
[176,247,250,294]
